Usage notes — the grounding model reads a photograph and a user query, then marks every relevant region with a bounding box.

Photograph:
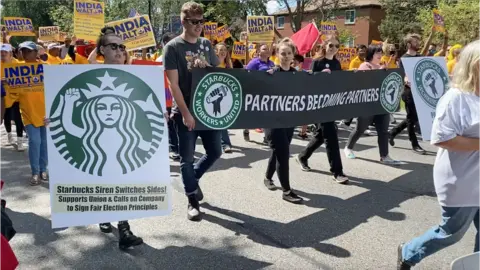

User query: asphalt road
[1,112,476,270]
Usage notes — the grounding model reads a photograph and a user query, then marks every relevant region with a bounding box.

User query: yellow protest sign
[247,16,274,42]
[2,63,44,94]
[57,32,68,42]
[2,17,35,36]
[337,47,357,70]
[203,22,217,41]
[74,0,105,41]
[433,9,445,32]
[248,43,257,59]
[39,26,60,42]
[216,25,232,42]
[106,15,156,51]
[320,21,337,41]
[231,41,246,60]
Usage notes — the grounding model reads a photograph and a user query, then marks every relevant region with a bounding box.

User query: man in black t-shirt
[388,33,426,154]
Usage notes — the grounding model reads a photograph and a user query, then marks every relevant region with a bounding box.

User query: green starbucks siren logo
[193,72,242,129]
[49,68,165,176]
[413,58,449,109]
[380,72,403,113]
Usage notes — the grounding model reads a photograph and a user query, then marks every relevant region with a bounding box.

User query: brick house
[272,0,384,47]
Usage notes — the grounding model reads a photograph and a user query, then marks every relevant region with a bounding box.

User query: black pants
[264,127,294,192]
[299,122,343,176]
[167,107,179,154]
[346,114,390,157]
[4,102,23,137]
[389,91,419,147]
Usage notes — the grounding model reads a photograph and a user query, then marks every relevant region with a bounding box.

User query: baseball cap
[0,44,12,52]
[47,43,61,50]
[19,41,37,51]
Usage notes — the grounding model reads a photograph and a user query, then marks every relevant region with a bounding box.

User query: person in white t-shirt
[397,39,480,270]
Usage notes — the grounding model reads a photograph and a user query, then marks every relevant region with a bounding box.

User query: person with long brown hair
[263,37,303,203]
[295,35,349,184]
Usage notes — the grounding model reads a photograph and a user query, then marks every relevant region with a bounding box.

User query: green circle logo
[380,72,403,113]
[48,68,165,176]
[193,72,242,130]
[413,58,449,109]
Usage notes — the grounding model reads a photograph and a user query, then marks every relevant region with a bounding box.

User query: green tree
[417,0,479,45]
[378,0,435,44]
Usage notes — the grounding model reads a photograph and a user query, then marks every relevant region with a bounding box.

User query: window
[277,16,285,29]
[343,37,355,48]
[345,10,356,24]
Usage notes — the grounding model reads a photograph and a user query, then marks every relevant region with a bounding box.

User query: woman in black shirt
[263,38,303,204]
[295,35,349,184]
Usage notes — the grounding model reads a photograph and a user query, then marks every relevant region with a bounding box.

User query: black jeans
[346,114,390,157]
[299,122,343,176]
[389,91,419,147]
[4,102,24,137]
[264,127,294,192]
[167,107,179,154]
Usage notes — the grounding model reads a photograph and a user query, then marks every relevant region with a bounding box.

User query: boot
[17,137,24,152]
[118,221,143,249]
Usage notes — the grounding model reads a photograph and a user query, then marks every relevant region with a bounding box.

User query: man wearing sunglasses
[164,1,221,222]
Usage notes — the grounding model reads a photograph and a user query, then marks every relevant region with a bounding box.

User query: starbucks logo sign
[193,72,242,129]
[48,69,165,176]
[413,58,449,109]
[380,72,403,113]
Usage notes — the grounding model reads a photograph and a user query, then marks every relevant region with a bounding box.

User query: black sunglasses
[328,44,340,49]
[105,43,126,52]
[185,18,206,25]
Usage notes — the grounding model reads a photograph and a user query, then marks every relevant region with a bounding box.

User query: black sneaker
[397,244,411,270]
[170,152,180,161]
[298,133,308,140]
[282,190,303,204]
[187,194,202,221]
[118,226,143,249]
[389,134,395,147]
[295,155,311,171]
[412,145,426,155]
[263,178,276,190]
[243,131,250,142]
[333,173,349,184]
[99,223,112,233]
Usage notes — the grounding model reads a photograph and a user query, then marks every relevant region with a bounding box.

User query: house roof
[271,0,381,15]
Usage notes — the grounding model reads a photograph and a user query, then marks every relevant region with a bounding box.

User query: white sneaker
[364,129,373,136]
[7,133,14,145]
[338,121,352,131]
[343,147,356,159]
[17,137,25,152]
[380,155,401,166]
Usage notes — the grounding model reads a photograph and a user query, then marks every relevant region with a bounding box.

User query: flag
[128,8,140,18]
[291,23,320,55]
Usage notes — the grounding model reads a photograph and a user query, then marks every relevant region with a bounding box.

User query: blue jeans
[174,113,222,195]
[403,206,480,266]
[25,124,48,175]
[221,130,231,147]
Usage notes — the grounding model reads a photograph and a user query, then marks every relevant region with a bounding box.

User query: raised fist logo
[387,83,397,103]
[424,71,438,97]
[206,86,228,116]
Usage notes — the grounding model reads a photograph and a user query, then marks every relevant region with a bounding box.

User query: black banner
[190,68,404,130]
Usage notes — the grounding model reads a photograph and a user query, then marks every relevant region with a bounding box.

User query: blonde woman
[397,40,479,269]
[215,43,233,153]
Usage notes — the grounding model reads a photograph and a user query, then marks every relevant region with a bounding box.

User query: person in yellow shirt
[447,44,462,75]
[381,43,398,69]
[269,43,281,65]
[16,41,48,185]
[348,44,366,70]
[45,43,62,65]
[1,43,25,151]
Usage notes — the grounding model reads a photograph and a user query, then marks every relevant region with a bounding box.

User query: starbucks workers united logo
[49,69,165,176]
[193,72,242,129]
[413,58,449,108]
[380,72,403,113]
